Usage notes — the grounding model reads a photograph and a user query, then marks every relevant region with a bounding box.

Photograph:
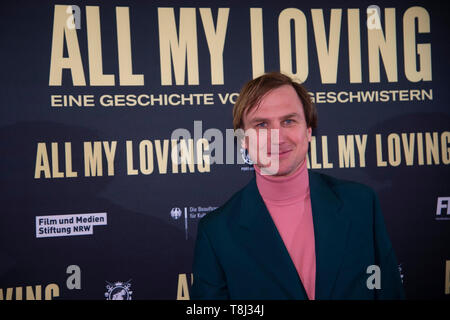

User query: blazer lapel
[234,177,308,299]
[308,171,350,300]
[232,171,350,300]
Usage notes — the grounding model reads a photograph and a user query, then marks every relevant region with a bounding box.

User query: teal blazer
[191,171,406,300]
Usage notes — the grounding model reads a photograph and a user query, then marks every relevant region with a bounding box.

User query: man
[191,72,405,300]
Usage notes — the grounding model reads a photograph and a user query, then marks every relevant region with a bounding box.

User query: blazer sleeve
[371,190,406,300]
[191,218,229,300]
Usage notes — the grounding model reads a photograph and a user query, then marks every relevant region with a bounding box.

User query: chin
[258,158,298,177]
[277,161,303,176]
[264,164,293,177]
[276,168,295,177]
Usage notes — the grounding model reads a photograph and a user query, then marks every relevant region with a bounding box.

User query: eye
[256,122,267,128]
[283,119,294,125]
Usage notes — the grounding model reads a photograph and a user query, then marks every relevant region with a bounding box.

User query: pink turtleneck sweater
[254,160,316,300]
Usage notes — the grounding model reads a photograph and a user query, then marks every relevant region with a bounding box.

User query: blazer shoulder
[311,171,381,226]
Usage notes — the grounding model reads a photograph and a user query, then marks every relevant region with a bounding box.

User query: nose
[268,125,287,145]
[266,127,288,154]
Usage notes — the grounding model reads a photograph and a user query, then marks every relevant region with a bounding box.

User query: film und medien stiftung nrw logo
[170,206,218,240]
[35,212,107,238]
[105,280,133,300]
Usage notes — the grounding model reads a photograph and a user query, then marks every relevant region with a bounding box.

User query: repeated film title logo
[37,5,447,180]
[33,121,450,179]
[50,4,432,107]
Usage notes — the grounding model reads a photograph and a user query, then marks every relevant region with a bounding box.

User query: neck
[254,159,310,202]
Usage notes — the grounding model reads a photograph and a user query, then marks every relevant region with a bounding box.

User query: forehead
[245,85,304,121]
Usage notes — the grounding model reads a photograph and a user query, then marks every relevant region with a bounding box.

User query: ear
[307,126,312,142]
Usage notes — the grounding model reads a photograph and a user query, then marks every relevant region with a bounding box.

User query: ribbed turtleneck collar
[254,159,310,203]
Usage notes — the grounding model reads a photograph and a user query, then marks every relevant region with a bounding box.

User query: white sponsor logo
[35,212,107,238]
[436,197,450,220]
[170,206,218,240]
[170,207,182,220]
[105,280,132,300]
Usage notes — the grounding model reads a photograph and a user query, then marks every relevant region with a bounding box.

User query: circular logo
[240,148,254,165]
[170,207,182,220]
[105,281,132,300]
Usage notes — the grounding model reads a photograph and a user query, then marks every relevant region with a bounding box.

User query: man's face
[241,85,312,177]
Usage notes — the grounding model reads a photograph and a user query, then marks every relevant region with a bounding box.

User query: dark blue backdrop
[0,0,449,299]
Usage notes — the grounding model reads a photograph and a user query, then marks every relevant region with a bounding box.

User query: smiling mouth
[268,150,292,156]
